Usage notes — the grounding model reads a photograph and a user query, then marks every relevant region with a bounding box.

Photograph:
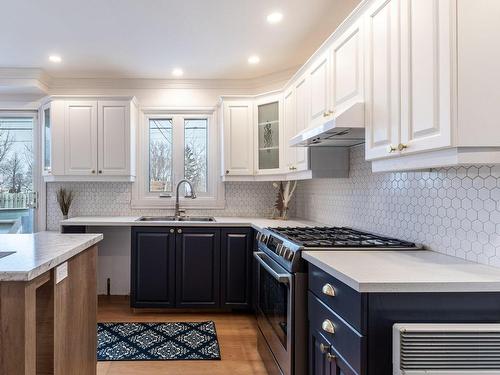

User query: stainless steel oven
[254,250,307,375]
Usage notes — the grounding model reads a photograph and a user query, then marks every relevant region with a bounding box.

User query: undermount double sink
[136,216,216,222]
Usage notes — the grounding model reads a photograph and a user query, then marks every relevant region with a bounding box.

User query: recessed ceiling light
[248,55,260,65]
[172,68,183,77]
[49,55,62,63]
[267,12,283,24]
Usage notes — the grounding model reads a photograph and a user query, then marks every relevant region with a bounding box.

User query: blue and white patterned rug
[97,321,221,361]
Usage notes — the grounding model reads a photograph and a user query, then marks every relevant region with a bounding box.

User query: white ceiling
[0,0,360,80]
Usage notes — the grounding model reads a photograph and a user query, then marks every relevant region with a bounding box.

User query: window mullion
[172,115,185,186]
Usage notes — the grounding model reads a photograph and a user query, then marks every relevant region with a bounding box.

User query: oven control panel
[257,231,295,262]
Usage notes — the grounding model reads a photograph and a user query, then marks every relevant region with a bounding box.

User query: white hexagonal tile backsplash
[295,145,500,268]
[46,181,282,230]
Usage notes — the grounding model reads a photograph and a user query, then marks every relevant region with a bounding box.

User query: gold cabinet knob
[323,111,330,117]
[326,353,336,363]
[320,343,330,354]
[398,143,408,151]
[387,145,397,153]
[322,283,336,297]
[91,169,96,174]
[321,319,335,334]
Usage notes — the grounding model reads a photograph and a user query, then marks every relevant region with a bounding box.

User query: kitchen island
[0,232,102,375]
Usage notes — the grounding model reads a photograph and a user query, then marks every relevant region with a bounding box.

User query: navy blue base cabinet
[131,226,253,309]
[307,264,500,375]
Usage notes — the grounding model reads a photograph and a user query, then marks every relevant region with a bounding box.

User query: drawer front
[308,264,366,333]
[308,292,365,375]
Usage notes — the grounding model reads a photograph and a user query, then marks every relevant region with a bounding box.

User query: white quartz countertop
[302,250,500,293]
[60,216,322,230]
[0,232,103,281]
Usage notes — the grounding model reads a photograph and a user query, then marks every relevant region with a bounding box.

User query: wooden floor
[97,297,268,375]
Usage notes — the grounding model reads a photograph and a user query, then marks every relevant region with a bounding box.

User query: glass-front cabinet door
[255,94,283,174]
[42,103,51,175]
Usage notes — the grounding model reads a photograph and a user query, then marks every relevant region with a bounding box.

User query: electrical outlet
[55,262,68,284]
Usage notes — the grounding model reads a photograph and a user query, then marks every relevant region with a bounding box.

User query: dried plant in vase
[272,181,297,220]
[56,187,74,220]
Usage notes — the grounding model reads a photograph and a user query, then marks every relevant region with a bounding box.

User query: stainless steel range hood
[290,101,365,147]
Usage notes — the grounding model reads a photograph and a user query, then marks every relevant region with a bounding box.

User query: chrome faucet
[174,179,197,218]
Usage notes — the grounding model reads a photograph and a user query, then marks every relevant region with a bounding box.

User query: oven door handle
[254,251,291,284]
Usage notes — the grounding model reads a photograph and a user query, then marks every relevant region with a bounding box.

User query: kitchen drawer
[308,292,366,375]
[308,264,366,333]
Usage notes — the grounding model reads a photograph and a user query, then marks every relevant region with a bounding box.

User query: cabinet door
[364,0,401,160]
[222,100,254,176]
[283,88,297,171]
[295,75,310,171]
[221,228,252,309]
[400,0,453,154]
[308,52,332,129]
[131,227,176,307]
[176,228,220,308]
[64,101,98,175]
[255,94,282,174]
[331,20,364,114]
[98,101,130,176]
[310,328,332,375]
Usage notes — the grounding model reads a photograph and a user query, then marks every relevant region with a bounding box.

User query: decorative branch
[56,188,74,216]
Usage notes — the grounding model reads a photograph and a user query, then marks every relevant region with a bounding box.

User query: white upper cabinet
[399,0,453,154]
[43,97,136,181]
[364,0,401,160]
[254,93,283,175]
[283,87,297,172]
[331,19,364,115]
[98,101,131,176]
[221,99,254,177]
[294,75,310,172]
[308,52,332,128]
[64,101,98,175]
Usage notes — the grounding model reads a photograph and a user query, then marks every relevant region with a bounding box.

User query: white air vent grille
[393,324,500,374]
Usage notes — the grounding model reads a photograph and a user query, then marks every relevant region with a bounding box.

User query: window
[0,115,37,233]
[184,119,208,193]
[149,118,173,193]
[133,110,223,208]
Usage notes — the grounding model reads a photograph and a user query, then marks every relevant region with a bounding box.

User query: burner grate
[268,226,416,248]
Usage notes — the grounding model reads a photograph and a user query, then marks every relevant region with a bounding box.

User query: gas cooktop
[268,226,416,248]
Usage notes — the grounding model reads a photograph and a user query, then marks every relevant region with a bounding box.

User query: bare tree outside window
[184,119,208,193]
[149,119,173,192]
[0,118,33,194]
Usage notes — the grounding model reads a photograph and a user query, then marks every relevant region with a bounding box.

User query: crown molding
[47,67,297,92]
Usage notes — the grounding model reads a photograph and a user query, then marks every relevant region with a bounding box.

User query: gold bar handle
[320,343,330,354]
[321,319,335,334]
[322,283,336,297]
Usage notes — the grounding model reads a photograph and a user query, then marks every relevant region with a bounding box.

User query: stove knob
[276,244,283,255]
[283,248,293,261]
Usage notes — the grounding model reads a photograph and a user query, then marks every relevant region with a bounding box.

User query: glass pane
[43,108,51,171]
[149,118,173,192]
[184,119,208,193]
[259,268,288,349]
[258,101,279,170]
[0,117,34,233]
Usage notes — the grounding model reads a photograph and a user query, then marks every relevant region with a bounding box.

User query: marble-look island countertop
[0,232,103,281]
[60,216,322,230]
[303,250,500,293]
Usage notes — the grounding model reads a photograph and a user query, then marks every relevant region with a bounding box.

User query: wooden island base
[0,245,97,375]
